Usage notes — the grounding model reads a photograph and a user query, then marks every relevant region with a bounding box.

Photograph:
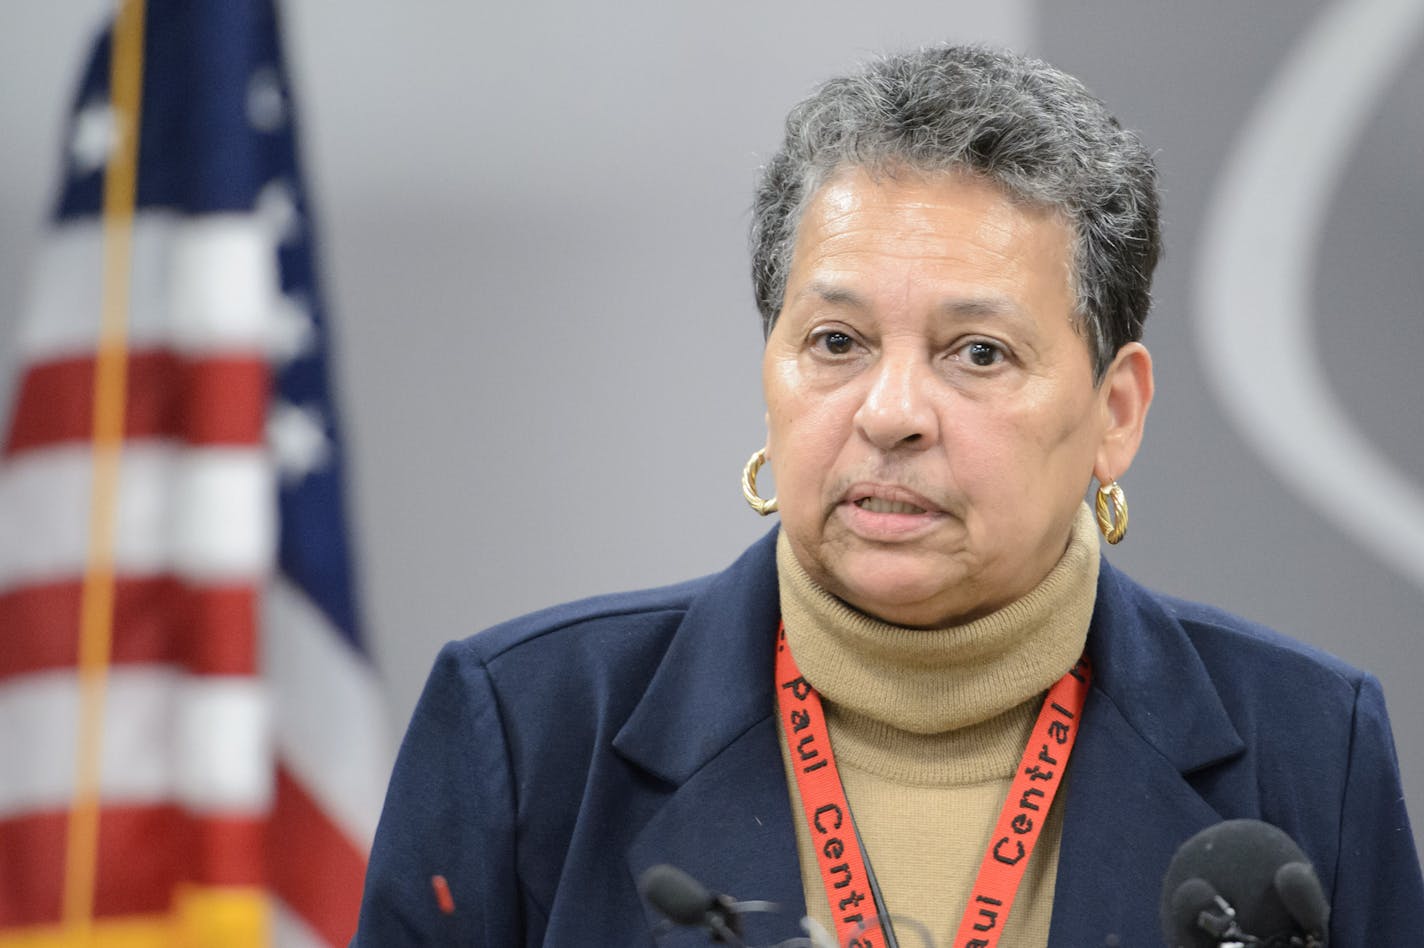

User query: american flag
[0,1,389,944]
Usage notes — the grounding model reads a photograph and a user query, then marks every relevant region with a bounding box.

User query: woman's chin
[831,557,983,628]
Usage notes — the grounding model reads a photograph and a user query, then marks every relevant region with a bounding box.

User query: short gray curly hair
[751,44,1160,380]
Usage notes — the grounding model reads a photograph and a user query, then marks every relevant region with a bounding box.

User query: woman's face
[763,167,1149,627]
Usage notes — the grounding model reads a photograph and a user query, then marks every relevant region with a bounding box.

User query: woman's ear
[1094,342,1154,483]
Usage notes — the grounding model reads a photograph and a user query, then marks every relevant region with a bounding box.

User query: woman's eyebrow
[790,281,867,309]
[937,296,1030,324]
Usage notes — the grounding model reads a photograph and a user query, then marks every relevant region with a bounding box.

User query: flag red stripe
[0,578,257,680]
[0,806,266,927]
[3,352,268,456]
[269,766,368,947]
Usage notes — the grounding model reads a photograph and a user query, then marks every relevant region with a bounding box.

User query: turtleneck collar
[776,504,1100,738]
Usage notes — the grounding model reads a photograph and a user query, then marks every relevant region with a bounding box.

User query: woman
[354,46,1423,946]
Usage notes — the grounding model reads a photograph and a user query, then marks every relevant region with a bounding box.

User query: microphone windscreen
[1164,876,1221,946]
[639,863,717,926]
[1160,819,1327,947]
[1274,860,1330,933]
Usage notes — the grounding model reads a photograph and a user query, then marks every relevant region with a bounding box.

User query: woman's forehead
[782,169,1075,319]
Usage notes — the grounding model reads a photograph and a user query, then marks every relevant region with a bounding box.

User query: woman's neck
[776,504,1100,737]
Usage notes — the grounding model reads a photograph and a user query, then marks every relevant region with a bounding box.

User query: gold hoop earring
[742,448,778,516]
[1095,480,1128,545]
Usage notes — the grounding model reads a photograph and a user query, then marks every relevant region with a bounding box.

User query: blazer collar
[613,527,782,784]
[1087,559,1245,775]
[615,542,1246,785]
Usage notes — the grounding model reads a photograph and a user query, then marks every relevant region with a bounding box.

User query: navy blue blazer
[353,530,1424,945]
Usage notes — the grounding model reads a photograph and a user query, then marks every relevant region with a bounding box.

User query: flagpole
[62,0,147,936]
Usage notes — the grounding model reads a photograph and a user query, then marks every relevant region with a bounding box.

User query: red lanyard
[775,623,1091,948]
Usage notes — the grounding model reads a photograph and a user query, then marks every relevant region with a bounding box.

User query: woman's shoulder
[440,529,782,673]
[457,573,714,660]
[1106,563,1370,702]
[420,574,720,710]
[1156,589,1364,688]
[402,574,724,759]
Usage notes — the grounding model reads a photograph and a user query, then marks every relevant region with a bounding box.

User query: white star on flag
[257,178,300,245]
[69,99,118,175]
[246,65,287,133]
[267,400,331,485]
[269,293,317,365]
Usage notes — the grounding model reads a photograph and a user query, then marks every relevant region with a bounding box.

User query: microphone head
[1274,860,1330,933]
[639,863,718,927]
[1160,819,1329,947]
[1164,876,1224,943]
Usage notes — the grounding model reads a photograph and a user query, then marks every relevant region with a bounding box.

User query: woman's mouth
[839,485,945,540]
[854,497,927,515]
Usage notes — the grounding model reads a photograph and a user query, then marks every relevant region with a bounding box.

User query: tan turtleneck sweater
[776,504,1100,947]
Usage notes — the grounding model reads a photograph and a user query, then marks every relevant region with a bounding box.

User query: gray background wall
[2,1,1420,859]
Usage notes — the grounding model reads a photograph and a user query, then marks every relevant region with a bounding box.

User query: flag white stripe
[17,212,281,362]
[0,442,275,588]
[0,667,272,818]
[265,577,391,849]
[170,214,282,352]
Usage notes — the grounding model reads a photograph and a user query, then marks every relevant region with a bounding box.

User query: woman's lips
[838,484,946,539]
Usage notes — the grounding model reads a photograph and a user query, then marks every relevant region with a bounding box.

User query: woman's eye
[959,340,1005,367]
[816,331,855,356]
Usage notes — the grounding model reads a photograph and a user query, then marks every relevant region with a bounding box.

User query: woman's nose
[852,353,939,451]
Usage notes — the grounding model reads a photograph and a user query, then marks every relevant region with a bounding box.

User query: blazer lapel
[613,529,809,946]
[1051,689,1226,942]
[1050,561,1247,943]
[626,716,807,947]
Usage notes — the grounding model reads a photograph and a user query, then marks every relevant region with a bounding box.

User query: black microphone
[637,863,921,948]
[640,863,747,945]
[1160,819,1329,947]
